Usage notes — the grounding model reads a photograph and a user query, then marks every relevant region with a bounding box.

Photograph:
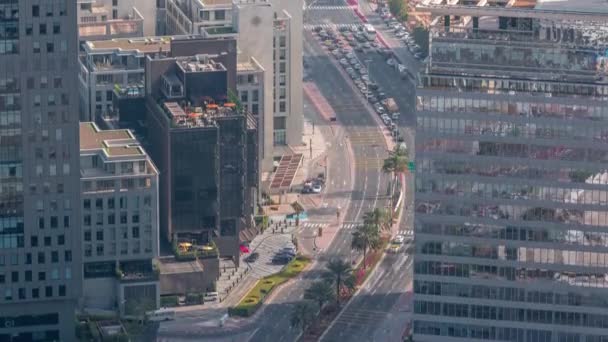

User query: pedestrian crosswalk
[300,222,363,230]
[301,223,414,236]
[398,229,414,237]
[304,23,360,31]
[307,5,354,10]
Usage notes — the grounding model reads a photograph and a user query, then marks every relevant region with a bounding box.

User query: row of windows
[415,200,608,227]
[24,22,62,36]
[0,250,71,269]
[416,300,608,329]
[417,116,608,143]
[84,240,152,257]
[419,158,599,185]
[413,320,602,342]
[83,196,152,211]
[84,225,152,241]
[416,139,608,164]
[37,215,70,229]
[416,95,608,122]
[2,284,67,301]
[419,240,608,267]
[83,212,152,227]
[415,260,608,287]
[417,222,608,248]
[414,280,608,308]
[0,266,71,284]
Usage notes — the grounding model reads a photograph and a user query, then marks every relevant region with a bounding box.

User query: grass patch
[230,255,311,317]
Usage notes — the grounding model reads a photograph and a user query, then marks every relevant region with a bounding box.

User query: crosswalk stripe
[304,23,360,31]
[307,5,353,10]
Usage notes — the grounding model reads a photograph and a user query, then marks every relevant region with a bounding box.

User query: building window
[65,251,72,262]
[33,42,40,53]
[53,23,60,34]
[252,90,259,102]
[84,231,91,242]
[251,104,259,115]
[32,288,39,298]
[59,285,66,297]
[201,10,210,20]
[240,91,248,103]
[32,5,39,17]
[45,286,52,298]
[39,24,46,35]
[112,9,118,19]
[96,230,104,241]
[215,10,225,20]
[44,237,51,246]
[273,130,286,146]
[279,101,286,112]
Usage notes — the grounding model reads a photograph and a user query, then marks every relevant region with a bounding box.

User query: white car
[386,58,397,66]
[393,234,405,244]
[311,184,322,193]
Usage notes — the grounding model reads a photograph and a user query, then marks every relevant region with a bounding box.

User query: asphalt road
[305,3,419,341]
[244,29,390,342]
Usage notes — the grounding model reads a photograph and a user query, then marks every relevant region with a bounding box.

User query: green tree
[351,224,381,270]
[363,208,391,233]
[304,281,335,310]
[389,0,408,22]
[383,145,409,218]
[323,259,353,306]
[290,300,317,331]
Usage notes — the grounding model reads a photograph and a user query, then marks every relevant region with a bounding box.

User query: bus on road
[363,24,376,41]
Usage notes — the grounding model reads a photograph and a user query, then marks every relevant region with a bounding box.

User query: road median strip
[228,255,311,317]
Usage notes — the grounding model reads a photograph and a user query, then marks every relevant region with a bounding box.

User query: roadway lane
[245,31,389,342]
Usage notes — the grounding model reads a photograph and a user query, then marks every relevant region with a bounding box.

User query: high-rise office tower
[414,1,608,341]
[0,1,82,341]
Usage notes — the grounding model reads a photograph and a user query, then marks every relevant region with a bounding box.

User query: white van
[145,308,175,322]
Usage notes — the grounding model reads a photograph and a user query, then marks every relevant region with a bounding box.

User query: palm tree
[382,145,408,218]
[351,224,380,270]
[304,280,335,310]
[290,300,317,331]
[323,259,352,306]
[363,208,391,233]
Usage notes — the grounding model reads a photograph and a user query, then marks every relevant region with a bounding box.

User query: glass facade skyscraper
[413,1,608,341]
[0,1,82,340]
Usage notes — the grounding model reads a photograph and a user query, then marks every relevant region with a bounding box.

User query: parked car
[272,254,292,264]
[245,252,260,263]
[280,247,297,255]
[392,112,400,120]
[311,183,323,193]
[339,58,349,66]
[386,58,397,66]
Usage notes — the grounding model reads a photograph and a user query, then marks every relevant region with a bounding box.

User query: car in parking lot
[368,95,378,103]
[339,58,349,66]
[368,82,378,90]
[353,63,361,70]
[359,67,368,75]
[392,112,400,121]
[386,58,397,66]
[375,105,386,114]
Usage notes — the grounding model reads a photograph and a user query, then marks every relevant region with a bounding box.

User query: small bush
[160,295,179,308]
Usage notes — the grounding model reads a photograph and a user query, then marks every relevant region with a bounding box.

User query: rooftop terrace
[162,101,241,129]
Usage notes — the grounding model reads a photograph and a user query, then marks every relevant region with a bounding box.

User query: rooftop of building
[418,0,608,18]
[535,0,608,13]
[80,122,144,157]
[161,101,243,129]
[199,0,233,6]
[84,36,173,54]
[237,60,262,73]
[176,55,226,73]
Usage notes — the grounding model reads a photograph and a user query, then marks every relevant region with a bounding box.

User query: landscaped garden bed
[229,255,311,317]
